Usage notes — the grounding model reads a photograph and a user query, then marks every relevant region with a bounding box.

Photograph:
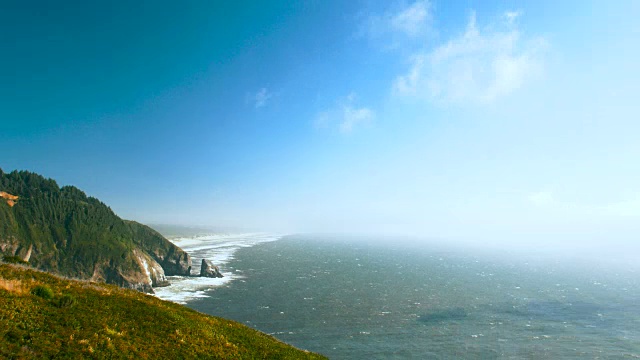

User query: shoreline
[153,233,284,304]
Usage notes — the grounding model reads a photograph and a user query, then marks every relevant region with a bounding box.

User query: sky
[2,1,640,245]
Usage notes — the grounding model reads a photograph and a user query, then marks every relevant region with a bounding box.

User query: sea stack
[200,259,223,278]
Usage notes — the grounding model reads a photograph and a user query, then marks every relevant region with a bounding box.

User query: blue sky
[2,1,639,243]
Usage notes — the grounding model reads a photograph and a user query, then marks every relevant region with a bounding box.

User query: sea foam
[154,233,283,304]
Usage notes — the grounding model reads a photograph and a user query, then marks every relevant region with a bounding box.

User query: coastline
[153,233,284,304]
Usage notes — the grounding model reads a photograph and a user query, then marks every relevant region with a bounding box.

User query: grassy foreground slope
[0,264,326,359]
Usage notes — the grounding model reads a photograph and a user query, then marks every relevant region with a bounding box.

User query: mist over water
[161,233,640,359]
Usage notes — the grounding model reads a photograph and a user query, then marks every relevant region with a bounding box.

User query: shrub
[2,255,28,265]
[57,294,77,308]
[31,285,54,299]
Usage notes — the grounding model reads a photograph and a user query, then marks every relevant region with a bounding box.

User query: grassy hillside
[0,263,326,359]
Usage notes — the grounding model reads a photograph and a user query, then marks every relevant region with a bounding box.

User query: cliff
[0,168,191,293]
[0,264,326,359]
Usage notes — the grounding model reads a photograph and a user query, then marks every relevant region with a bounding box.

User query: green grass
[0,264,327,359]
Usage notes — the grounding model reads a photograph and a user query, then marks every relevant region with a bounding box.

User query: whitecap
[153,232,284,304]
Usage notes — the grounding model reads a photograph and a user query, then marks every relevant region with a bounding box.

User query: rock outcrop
[159,249,192,276]
[22,244,32,262]
[0,191,18,207]
[90,261,155,294]
[200,259,223,278]
[127,221,192,276]
[83,252,170,294]
[135,250,170,288]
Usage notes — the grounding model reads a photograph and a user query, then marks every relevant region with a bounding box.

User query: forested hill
[0,168,191,293]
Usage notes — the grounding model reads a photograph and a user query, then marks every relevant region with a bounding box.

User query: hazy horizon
[2,1,639,249]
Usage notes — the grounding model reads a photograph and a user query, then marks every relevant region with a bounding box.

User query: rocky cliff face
[0,237,172,293]
[160,250,192,276]
[90,260,155,294]
[126,221,192,276]
[200,259,223,278]
[135,250,170,288]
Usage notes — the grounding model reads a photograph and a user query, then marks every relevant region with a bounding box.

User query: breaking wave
[154,233,283,304]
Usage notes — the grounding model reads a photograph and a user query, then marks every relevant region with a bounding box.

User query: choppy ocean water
[153,233,282,303]
[156,234,640,359]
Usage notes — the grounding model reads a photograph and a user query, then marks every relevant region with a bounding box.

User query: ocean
[155,234,640,359]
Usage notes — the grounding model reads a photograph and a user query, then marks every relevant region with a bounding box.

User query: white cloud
[340,106,374,133]
[393,11,546,104]
[252,88,272,108]
[360,1,433,46]
[390,1,431,37]
[504,10,523,26]
[314,93,375,134]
